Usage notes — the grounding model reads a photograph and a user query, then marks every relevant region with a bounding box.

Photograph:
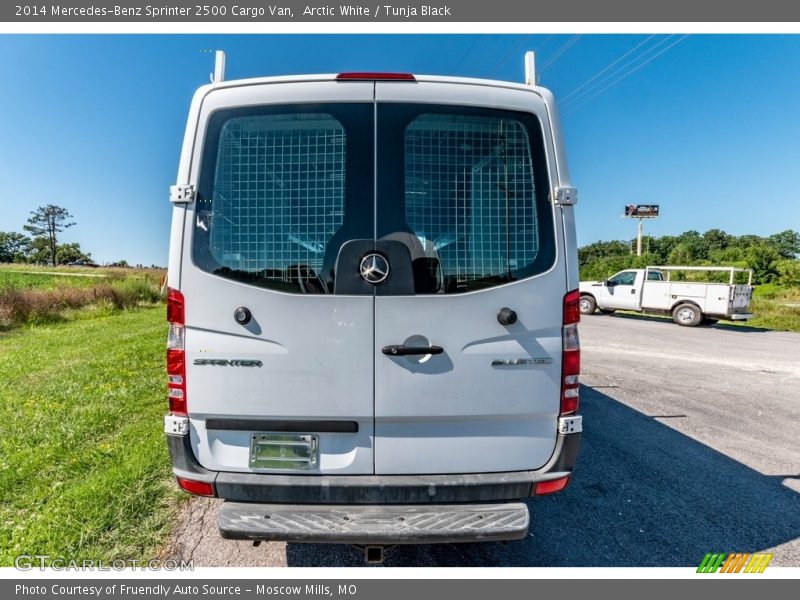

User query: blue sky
[0,34,798,266]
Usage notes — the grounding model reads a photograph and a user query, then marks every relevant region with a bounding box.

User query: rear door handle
[382,345,444,356]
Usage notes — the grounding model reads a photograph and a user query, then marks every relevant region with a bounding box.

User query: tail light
[167,287,187,416]
[176,477,214,497]
[534,476,570,496]
[561,289,580,415]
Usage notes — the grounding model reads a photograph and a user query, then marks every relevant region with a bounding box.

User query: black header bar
[5,0,800,22]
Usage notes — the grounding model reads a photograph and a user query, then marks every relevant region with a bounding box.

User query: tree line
[0,205,94,266]
[579,229,799,285]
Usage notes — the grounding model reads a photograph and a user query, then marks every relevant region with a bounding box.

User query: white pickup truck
[579,266,754,326]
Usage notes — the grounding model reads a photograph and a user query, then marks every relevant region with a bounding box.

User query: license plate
[249,433,318,470]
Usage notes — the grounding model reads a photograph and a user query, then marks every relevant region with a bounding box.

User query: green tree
[675,230,709,261]
[28,237,52,265]
[703,228,730,252]
[56,242,92,264]
[708,247,745,263]
[768,230,800,259]
[578,239,629,268]
[746,244,781,284]
[648,234,679,263]
[667,242,693,265]
[776,260,800,286]
[0,232,31,263]
[23,205,75,266]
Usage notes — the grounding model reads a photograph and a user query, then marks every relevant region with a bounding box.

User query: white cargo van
[164,52,582,560]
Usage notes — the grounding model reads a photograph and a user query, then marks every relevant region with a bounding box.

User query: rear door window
[193,102,554,296]
[193,104,373,293]
[377,104,555,294]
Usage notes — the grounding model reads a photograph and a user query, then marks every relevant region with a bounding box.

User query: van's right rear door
[372,81,565,474]
[179,82,376,475]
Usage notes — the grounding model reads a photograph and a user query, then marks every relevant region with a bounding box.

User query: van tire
[672,303,702,327]
[579,295,596,315]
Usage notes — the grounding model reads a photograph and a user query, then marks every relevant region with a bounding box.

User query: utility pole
[637,218,643,256]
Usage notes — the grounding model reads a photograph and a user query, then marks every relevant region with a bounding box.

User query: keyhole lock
[234,306,252,325]
[497,307,518,326]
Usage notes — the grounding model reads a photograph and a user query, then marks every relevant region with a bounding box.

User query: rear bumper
[727,313,753,321]
[167,424,580,544]
[166,427,581,504]
[218,501,530,545]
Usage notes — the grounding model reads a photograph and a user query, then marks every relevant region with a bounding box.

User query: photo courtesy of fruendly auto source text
[0,0,799,596]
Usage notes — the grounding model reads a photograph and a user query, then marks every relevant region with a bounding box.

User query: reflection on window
[404,114,539,293]
[198,113,345,293]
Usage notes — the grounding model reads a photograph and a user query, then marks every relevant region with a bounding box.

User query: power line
[453,35,483,73]
[488,34,535,77]
[560,35,675,111]
[539,35,582,74]
[562,35,689,115]
[560,35,656,103]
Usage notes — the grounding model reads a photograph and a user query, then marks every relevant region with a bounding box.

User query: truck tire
[579,295,596,315]
[672,303,702,327]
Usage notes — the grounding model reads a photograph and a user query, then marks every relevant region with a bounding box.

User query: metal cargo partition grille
[209,114,346,280]
[404,115,538,283]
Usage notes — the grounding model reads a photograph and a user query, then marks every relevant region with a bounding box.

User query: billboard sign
[624,204,659,218]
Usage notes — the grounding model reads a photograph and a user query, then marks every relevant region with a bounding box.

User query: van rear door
[181,82,376,474]
[180,79,566,477]
[372,82,564,474]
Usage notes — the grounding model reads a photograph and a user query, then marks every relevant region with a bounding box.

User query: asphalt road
[165,314,800,567]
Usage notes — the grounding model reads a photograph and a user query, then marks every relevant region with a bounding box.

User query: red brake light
[166,287,187,416]
[167,348,185,375]
[167,287,184,325]
[563,288,580,325]
[534,476,570,496]
[561,289,580,415]
[336,72,416,81]
[176,477,214,497]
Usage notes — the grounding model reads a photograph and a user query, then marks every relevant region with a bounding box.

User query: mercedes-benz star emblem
[359,254,390,284]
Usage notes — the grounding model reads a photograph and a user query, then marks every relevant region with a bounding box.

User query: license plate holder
[249,433,318,470]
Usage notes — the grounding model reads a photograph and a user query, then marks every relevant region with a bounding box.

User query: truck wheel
[579,295,596,315]
[672,303,702,327]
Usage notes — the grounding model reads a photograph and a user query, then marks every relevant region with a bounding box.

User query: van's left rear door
[180,81,376,474]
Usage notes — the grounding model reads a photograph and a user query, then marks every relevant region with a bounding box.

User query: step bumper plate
[218,501,530,545]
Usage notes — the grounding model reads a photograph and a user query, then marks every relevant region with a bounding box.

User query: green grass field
[0,305,183,565]
[0,265,165,331]
[0,264,164,288]
[743,284,800,331]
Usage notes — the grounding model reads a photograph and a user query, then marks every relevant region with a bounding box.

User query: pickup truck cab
[579,266,754,326]
[163,52,582,562]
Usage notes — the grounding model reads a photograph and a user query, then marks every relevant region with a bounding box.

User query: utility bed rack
[646,265,753,285]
